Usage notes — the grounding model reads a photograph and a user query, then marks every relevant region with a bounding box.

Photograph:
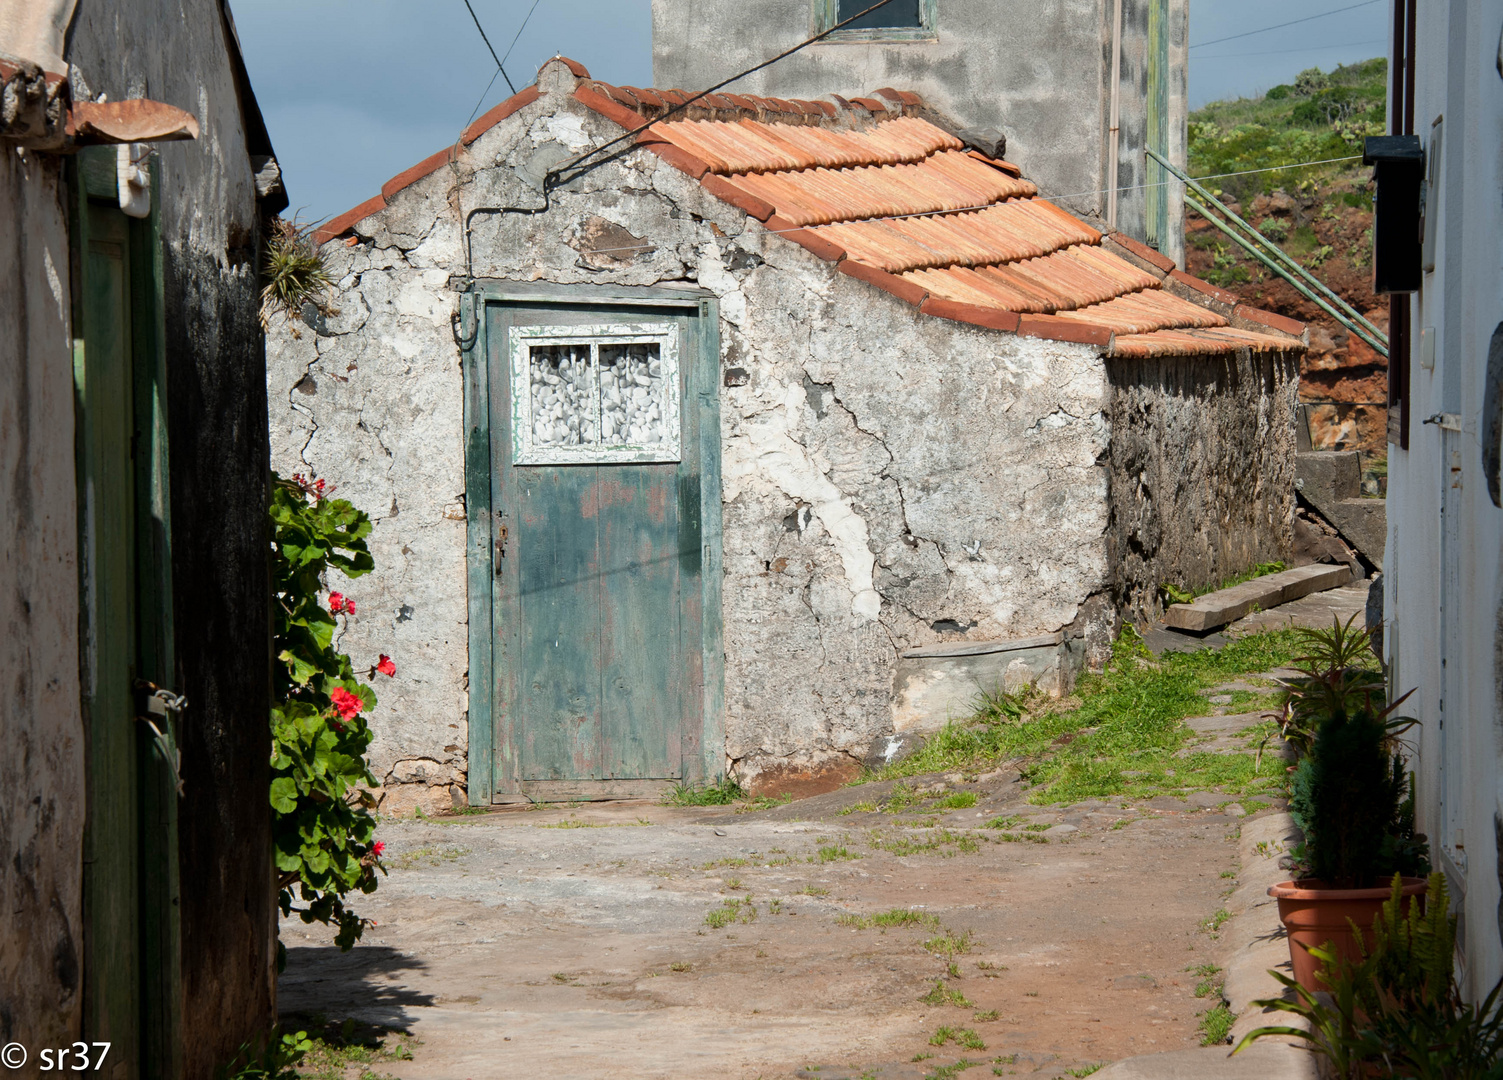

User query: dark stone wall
[1106,349,1301,623]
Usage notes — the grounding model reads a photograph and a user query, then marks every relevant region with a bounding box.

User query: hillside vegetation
[1184,59,1389,456]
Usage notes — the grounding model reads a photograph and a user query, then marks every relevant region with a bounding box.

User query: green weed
[926,1060,985,1080]
[1066,1066,1104,1078]
[1199,1004,1235,1045]
[814,844,859,863]
[983,815,1025,830]
[933,791,978,810]
[930,1026,986,1050]
[838,908,939,929]
[920,980,975,1008]
[705,897,757,928]
[1202,909,1231,935]
[924,929,975,958]
[391,846,469,870]
[663,779,744,806]
[870,829,979,857]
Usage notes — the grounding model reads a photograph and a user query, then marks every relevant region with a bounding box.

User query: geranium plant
[269,471,392,968]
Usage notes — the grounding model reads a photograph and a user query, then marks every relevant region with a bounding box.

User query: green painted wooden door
[488,302,708,800]
[74,149,181,1080]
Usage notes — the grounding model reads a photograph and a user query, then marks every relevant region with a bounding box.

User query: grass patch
[538,817,601,829]
[663,779,744,806]
[932,791,978,810]
[930,1026,986,1050]
[859,628,1303,805]
[837,908,940,929]
[840,800,880,815]
[1202,909,1231,936]
[983,815,1025,830]
[705,897,757,928]
[924,929,974,958]
[799,884,829,896]
[870,828,979,857]
[1199,1003,1235,1045]
[920,980,975,1008]
[1066,1066,1105,1078]
[814,844,859,863]
[990,831,1048,845]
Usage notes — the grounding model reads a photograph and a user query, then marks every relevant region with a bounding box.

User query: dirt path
[280,775,1273,1079]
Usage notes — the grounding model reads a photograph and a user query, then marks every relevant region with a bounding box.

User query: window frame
[508,322,682,465]
[813,0,938,43]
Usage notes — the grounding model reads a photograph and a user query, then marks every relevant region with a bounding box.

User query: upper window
[509,324,681,465]
[816,0,935,39]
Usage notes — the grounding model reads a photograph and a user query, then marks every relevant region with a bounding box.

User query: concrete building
[1,1,284,1074]
[267,58,1303,812]
[652,0,1189,267]
[1381,0,1503,998]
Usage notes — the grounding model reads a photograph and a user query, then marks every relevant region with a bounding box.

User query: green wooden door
[486,301,712,800]
[73,149,181,1080]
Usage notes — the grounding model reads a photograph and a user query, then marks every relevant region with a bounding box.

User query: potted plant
[1270,617,1430,992]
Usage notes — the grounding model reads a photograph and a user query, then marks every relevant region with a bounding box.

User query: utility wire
[501,0,542,72]
[1190,0,1382,49]
[543,0,902,186]
[461,0,516,94]
[1191,37,1386,60]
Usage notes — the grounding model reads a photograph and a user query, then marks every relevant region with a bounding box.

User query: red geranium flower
[344,597,356,615]
[376,654,396,677]
[372,840,386,856]
[330,687,363,720]
[328,592,346,614]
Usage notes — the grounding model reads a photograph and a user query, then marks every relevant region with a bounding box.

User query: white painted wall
[1384,0,1503,999]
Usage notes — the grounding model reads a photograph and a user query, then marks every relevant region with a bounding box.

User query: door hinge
[134,680,186,796]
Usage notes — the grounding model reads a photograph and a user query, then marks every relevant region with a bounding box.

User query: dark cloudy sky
[232,0,1387,223]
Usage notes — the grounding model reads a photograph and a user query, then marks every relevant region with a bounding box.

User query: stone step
[1295,451,1386,566]
[1165,564,1351,633]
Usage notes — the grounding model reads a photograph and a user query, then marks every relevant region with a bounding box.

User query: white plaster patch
[533,113,592,151]
[723,380,881,621]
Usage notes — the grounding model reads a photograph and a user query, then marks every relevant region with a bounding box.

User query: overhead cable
[1190,0,1383,49]
[460,0,516,94]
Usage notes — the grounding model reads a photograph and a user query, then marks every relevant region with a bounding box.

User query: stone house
[267,58,1304,811]
[2,0,283,1072]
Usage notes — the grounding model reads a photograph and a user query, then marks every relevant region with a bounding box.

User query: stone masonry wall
[267,61,1114,805]
[1105,349,1301,622]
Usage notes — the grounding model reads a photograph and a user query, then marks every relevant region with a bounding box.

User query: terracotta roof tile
[325,59,1304,357]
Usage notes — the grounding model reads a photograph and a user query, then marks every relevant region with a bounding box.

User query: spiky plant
[260,217,333,334]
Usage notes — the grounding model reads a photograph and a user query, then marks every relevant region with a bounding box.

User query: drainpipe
[1107,0,1124,228]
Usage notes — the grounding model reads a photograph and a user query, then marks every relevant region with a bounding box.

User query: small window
[509,324,680,465]
[816,0,935,39]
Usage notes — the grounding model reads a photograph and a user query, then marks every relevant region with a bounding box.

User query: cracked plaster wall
[267,63,1117,803]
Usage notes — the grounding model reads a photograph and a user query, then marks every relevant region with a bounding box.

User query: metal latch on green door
[135,680,187,796]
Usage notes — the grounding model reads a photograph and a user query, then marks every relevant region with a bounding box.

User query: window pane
[599,343,670,446]
[837,0,922,28]
[528,343,597,447]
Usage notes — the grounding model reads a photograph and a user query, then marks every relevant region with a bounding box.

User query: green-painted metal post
[1146,0,1170,248]
[1150,146,1388,351]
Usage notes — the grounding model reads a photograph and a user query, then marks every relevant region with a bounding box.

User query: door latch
[134,680,186,795]
[495,517,508,575]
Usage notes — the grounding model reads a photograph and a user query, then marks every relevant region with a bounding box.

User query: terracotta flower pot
[1269,877,1428,992]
